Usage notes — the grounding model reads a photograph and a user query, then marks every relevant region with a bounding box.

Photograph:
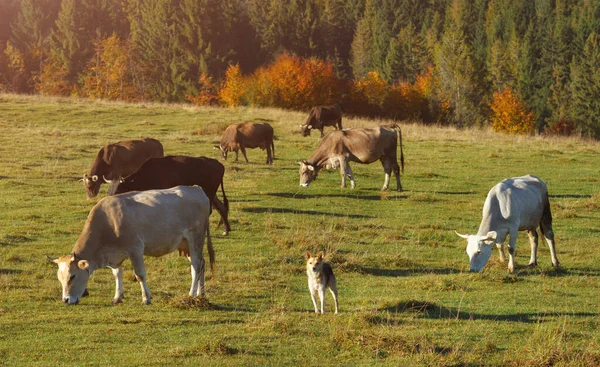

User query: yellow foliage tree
[489,88,536,134]
[219,64,245,107]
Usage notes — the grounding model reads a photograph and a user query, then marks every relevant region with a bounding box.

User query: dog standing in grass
[306,251,338,314]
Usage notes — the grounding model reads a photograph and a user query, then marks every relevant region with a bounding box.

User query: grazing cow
[82,138,164,199]
[48,186,214,305]
[298,125,404,190]
[115,156,231,235]
[214,122,275,164]
[456,175,559,273]
[300,104,343,138]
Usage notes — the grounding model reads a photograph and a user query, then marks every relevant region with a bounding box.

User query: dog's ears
[317,251,324,260]
[305,250,312,260]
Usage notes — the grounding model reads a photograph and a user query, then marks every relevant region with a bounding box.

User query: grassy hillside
[0,93,599,366]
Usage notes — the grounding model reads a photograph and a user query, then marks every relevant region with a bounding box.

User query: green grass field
[1,93,599,366]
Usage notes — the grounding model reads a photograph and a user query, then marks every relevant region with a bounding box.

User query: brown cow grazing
[115,156,231,235]
[82,138,163,199]
[301,104,342,138]
[214,122,275,164]
[299,125,404,191]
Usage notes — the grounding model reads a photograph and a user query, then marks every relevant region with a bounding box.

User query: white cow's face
[299,161,318,187]
[50,255,91,304]
[457,231,497,272]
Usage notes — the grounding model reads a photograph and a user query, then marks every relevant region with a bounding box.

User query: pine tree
[570,32,600,138]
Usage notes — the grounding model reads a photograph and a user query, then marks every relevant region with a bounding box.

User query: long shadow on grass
[242,207,375,219]
[0,269,22,274]
[266,192,407,201]
[370,300,598,324]
[357,267,460,277]
[550,194,592,199]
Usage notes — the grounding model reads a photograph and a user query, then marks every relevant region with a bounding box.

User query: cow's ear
[481,231,497,242]
[119,177,125,184]
[78,260,89,270]
[305,250,312,259]
[46,255,59,264]
[307,125,312,130]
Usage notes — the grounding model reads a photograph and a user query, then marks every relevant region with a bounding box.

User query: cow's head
[48,254,92,304]
[300,124,313,137]
[213,144,228,160]
[81,174,100,199]
[298,161,318,187]
[456,231,497,272]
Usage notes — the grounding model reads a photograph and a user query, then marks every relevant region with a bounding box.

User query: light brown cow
[299,125,404,190]
[82,138,164,199]
[214,122,274,164]
[48,186,214,305]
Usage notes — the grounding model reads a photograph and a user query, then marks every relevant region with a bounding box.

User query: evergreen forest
[1,0,600,137]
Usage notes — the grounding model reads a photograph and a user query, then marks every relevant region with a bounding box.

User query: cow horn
[102,175,111,183]
[91,175,98,182]
[455,231,470,239]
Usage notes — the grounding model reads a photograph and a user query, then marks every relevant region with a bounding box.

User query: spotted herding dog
[305,251,338,314]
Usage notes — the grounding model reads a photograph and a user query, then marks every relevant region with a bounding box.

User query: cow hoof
[527,262,537,267]
[112,298,123,305]
[222,231,228,236]
[142,298,151,305]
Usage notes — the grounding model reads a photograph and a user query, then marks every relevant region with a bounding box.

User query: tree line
[1,0,600,137]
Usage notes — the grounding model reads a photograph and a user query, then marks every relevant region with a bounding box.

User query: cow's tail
[220,178,229,212]
[271,137,275,158]
[541,189,553,231]
[394,124,405,172]
[206,219,216,274]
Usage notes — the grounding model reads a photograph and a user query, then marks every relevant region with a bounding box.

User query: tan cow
[299,125,404,190]
[82,138,164,199]
[214,122,274,164]
[48,186,214,305]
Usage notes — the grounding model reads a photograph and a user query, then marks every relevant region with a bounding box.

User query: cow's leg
[189,225,208,297]
[266,144,273,165]
[345,162,356,189]
[130,252,151,304]
[496,242,506,262]
[320,128,324,138]
[540,222,560,267]
[240,146,249,163]
[507,229,518,273]
[337,118,343,130]
[380,158,394,191]
[234,148,239,162]
[212,196,230,235]
[111,267,124,304]
[527,229,539,267]
[338,158,347,188]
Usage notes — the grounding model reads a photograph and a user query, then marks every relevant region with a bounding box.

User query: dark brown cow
[299,125,404,191]
[301,104,343,138]
[115,156,231,235]
[214,122,274,164]
[82,138,163,199]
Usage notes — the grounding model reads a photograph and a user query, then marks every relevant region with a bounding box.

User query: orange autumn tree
[489,88,536,134]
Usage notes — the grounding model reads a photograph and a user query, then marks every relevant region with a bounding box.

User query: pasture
[1,93,599,366]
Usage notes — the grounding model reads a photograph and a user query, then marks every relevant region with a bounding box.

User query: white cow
[456,175,559,273]
[48,186,214,305]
